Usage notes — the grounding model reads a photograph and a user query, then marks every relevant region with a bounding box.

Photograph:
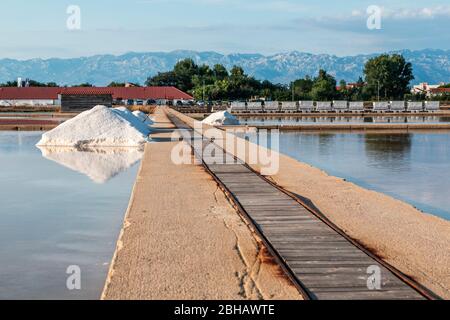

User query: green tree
[107,81,126,87]
[364,54,414,100]
[292,76,313,99]
[146,71,178,87]
[213,64,229,80]
[146,58,201,92]
[172,58,199,92]
[74,82,94,87]
[310,69,337,101]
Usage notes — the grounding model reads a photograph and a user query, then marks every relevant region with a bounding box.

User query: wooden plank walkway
[167,112,430,300]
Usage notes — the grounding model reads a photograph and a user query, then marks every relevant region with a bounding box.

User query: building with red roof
[429,87,450,96]
[0,86,193,107]
[336,82,365,91]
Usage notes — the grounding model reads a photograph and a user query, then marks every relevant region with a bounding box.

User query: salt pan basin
[37,105,150,147]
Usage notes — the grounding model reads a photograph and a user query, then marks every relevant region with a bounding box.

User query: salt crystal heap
[36,105,151,147]
[132,110,154,125]
[202,111,239,126]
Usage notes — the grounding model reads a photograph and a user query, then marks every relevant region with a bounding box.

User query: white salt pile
[112,107,152,133]
[38,146,143,184]
[132,110,154,125]
[36,105,151,147]
[202,111,239,126]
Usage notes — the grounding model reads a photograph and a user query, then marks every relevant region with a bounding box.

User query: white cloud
[350,5,450,19]
[351,9,363,17]
[385,6,450,19]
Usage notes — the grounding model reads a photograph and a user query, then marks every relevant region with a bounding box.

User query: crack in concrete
[207,181,268,300]
[222,218,264,300]
[212,185,220,204]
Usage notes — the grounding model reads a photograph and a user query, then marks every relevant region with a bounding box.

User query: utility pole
[291,82,295,101]
[202,79,205,102]
[377,80,380,101]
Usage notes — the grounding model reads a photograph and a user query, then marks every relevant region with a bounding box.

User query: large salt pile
[202,111,239,126]
[36,105,150,147]
[132,110,154,125]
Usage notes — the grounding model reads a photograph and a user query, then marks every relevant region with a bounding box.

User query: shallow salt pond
[236,131,450,221]
[0,131,142,299]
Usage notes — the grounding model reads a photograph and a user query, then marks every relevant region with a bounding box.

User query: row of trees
[0,79,59,87]
[146,54,416,101]
[0,80,95,87]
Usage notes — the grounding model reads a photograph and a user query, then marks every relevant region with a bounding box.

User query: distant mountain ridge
[0,49,449,86]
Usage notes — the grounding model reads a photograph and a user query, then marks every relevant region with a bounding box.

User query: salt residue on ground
[38,146,144,183]
[36,105,151,147]
[132,110,154,125]
[202,111,239,126]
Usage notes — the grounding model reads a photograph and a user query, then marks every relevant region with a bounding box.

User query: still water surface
[239,131,450,220]
[0,131,141,299]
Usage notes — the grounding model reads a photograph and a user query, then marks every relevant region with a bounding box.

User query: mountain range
[1,49,449,86]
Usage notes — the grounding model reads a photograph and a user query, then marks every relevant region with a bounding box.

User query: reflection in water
[38,147,144,184]
[0,131,140,299]
[364,134,412,172]
[317,133,336,157]
[238,131,450,220]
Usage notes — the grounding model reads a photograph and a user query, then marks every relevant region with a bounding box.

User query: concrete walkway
[102,107,301,300]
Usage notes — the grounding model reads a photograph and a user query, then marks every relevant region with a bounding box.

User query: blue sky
[1,0,449,59]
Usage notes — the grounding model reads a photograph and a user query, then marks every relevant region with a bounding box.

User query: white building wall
[0,99,57,106]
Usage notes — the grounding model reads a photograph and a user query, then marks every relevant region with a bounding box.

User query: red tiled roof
[110,87,193,100]
[0,86,193,100]
[430,88,450,93]
[59,87,114,95]
[0,87,60,100]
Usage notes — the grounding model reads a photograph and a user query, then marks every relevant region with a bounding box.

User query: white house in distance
[411,82,447,97]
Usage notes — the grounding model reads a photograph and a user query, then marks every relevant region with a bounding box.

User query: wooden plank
[313,290,423,300]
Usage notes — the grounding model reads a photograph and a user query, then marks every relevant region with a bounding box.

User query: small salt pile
[202,111,239,126]
[132,110,154,125]
[36,105,150,147]
[112,107,152,132]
